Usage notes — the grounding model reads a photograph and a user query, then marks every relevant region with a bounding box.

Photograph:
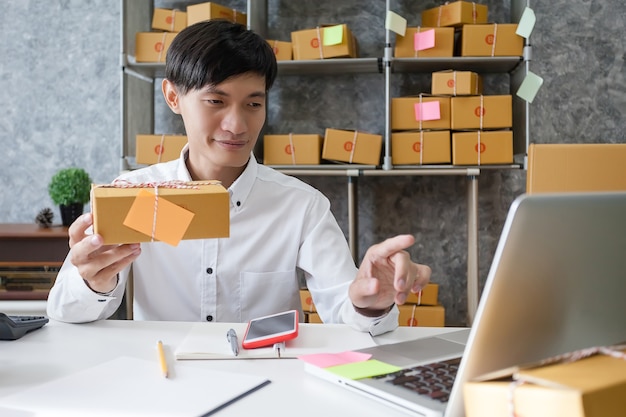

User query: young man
[47,20,431,335]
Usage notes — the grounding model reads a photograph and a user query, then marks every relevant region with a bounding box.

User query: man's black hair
[165,19,277,94]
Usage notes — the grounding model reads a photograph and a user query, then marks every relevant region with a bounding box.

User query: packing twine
[476,130,482,165]
[169,9,177,32]
[418,94,424,130]
[491,23,498,57]
[157,134,165,163]
[507,344,626,417]
[288,133,296,165]
[472,2,477,24]
[316,26,325,59]
[452,71,457,95]
[419,131,424,165]
[157,32,167,62]
[349,130,358,164]
[414,26,421,58]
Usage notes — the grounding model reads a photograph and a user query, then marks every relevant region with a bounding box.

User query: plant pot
[60,203,84,227]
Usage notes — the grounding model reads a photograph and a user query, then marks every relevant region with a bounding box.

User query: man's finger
[369,234,416,260]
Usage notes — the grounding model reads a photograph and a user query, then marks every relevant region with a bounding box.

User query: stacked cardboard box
[186,2,246,27]
[136,134,187,165]
[322,128,383,166]
[266,40,292,61]
[299,289,322,324]
[421,1,488,28]
[398,283,445,327]
[291,24,358,60]
[263,134,323,165]
[394,27,455,58]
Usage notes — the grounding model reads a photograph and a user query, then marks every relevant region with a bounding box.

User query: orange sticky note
[123,189,195,246]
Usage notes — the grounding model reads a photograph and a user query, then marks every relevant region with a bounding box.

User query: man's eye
[249,102,262,108]
[206,99,222,105]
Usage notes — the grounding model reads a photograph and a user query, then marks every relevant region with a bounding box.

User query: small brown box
[186,2,247,27]
[394,27,454,58]
[452,130,513,165]
[136,134,187,165]
[135,32,178,62]
[461,24,524,57]
[266,40,293,61]
[404,283,440,305]
[291,24,358,60]
[263,134,323,165]
[322,128,382,166]
[451,95,512,130]
[306,312,323,324]
[152,8,187,32]
[421,1,488,27]
[391,96,451,131]
[431,70,482,96]
[299,289,316,313]
[391,131,451,165]
[398,304,445,327]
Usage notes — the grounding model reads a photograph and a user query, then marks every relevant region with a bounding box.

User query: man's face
[165,73,267,176]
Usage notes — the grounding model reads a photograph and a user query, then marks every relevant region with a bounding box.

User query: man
[47,20,431,336]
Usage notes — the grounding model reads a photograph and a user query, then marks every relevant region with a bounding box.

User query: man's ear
[162,79,182,114]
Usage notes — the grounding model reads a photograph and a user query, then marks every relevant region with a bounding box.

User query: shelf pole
[348,176,358,261]
[466,173,479,325]
[382,0,393,171]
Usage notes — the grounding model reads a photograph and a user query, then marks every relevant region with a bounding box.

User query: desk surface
[0,320,460,416]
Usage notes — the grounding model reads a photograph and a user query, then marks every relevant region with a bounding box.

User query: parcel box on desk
[266,40,292,61]
[452,130,513,165]
[394,27,454,58]
[136,134,187,165]
[391,96,451,131]
[398,304,445,327]
[391,131,451,165]
[421,1,488,28]
[451,95,512,130]
[291,24,358,60]
[464,347,626,417]
[263,134,323,165]
[322,128,382,166]
[151,8,186,32]
[405,283,439,305]
[91,181,229,245]
[461,24,524,57]
[135,32,177,62]
[186,2,247,26]
[299,289,316,313]
[432,70,482,96]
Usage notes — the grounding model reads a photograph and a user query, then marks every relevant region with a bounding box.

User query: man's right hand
[68,213,142,294]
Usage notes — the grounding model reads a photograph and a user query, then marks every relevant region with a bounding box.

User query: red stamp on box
[310,38,320,48]
[474,143,486,153]
[343,141,353,152]
[154,145,164,155]
[474,106,485,117]
[412,142,422,153]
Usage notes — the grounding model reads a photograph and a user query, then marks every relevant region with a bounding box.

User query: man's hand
[349,234,431,314]
[68,213,141,294]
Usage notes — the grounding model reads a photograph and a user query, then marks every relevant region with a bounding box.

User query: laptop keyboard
[372,357,461,403]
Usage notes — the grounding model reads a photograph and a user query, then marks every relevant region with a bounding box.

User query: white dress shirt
[47,147,398,335]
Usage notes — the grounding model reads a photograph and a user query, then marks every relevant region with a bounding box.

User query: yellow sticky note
[325,360,401,380]
[323,25,343,46]
[385,10,407,36]
[123,189,195,246]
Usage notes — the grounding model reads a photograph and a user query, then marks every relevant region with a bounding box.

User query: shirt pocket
[240,270,299,321]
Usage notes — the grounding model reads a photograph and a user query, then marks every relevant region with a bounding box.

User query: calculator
[0,313,49,340]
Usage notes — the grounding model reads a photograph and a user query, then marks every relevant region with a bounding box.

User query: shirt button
[206,315,213,322]
[206,267,213,274]
[236,201,241,206]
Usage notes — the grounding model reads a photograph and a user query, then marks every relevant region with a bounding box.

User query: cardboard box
[451,95,512,130]
[405,283,439,305]
[306,312,323,324]
[461,24,524,57]
[186,2,247,27]
[152,8,187,32]
[291,24,358,60]
[299,289,316,313]
[391,131,451,165]
[136,134,187,165]
[322,128,382,166]
[421,1,488,28]
[135,32,178,62]
[452,130,513,165]
[91,181,229,245]
[526,144,626,194]
[264,134,323,165]
[431,70,482,96]
[464,348,626,417]
[266,40,292,61]
[397,304,445,327]
[391,96,451,131]
[394,27,454,58]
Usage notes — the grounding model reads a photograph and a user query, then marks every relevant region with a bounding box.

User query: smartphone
[242,310,299,349]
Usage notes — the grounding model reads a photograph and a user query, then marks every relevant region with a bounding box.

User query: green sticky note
[516,71,544,103]
[385,10,407,36]
[325,360,402,380]
[516,7,536,39]
[323,25,344,46]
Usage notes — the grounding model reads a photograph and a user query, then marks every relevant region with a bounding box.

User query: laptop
[306,192,626,417]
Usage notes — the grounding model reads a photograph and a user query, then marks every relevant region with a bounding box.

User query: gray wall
[1,0,624,326]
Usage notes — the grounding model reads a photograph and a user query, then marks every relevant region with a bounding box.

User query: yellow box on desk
[91,181,229,245]
[405,283,439,305]
[464,348,626,417]
[394,27,454,58]
[291,24,358,60]
[136,134,187,165]
[398,304,445,327]
[306,312,323,324]
[431,70,482,96]
[391,131,451,165]
[322,128,382,166]
[186,2,247,27]
[266,40,292,61]
[299,289,316,313]
[452,130,513,165]
[152,8,186,32]
[451,95,512,130]
[391,96,451,131]
[135,32,177,63]
[461,24,524,57]
[263,134,323,165]
[421,1,488,28]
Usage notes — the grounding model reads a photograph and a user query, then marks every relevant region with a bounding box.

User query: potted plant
[48,167,92,226]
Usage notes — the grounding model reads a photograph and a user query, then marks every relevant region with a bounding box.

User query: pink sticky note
[414,101,441,121]
[414,29,435,51]
[297,351,372,368]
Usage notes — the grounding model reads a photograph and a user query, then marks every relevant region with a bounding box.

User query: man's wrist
[83,275,119,296]
[353,303,395,318]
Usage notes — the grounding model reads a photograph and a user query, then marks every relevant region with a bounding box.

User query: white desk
[0,320,461,416]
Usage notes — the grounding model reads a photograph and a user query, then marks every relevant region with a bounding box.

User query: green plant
[48,167,92,206]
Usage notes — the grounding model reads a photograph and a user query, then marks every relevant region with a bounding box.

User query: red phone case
[242,310,299,349]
